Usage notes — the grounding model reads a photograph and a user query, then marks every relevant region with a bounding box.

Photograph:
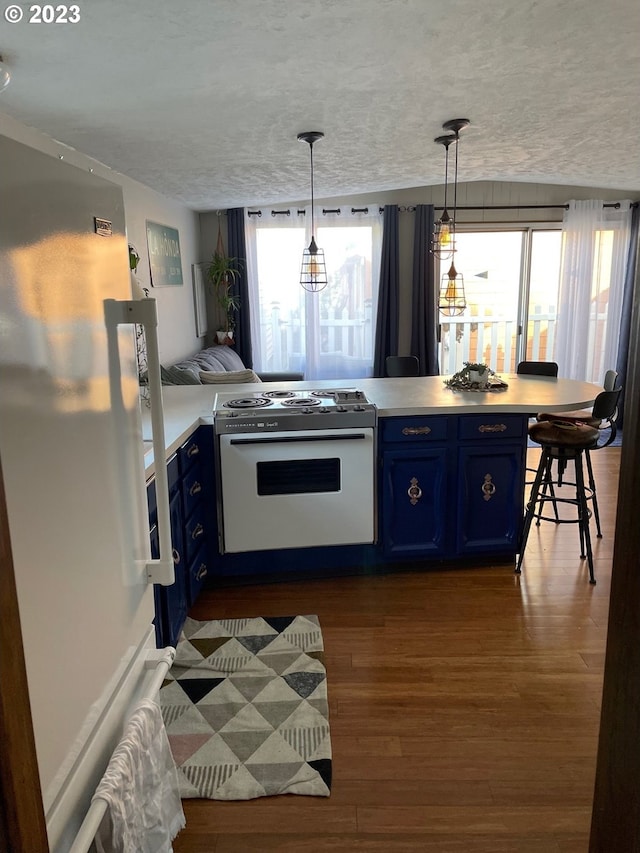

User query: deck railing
[257,301,374,374]
[255,302,607,378]
[439,305,558,374]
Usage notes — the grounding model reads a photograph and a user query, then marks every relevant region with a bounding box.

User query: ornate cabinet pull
[187,443,200,457]
[478,423,507,433]
[402,426,431,436]
[189,481,202,496]
[172,547,181,565]
[482,473,496,501]
[196,563,208,581]
[407,477,423,505]
[191,522,204,540]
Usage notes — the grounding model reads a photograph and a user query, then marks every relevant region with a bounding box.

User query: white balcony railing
[255,302,607,379]
[439,305,558,375]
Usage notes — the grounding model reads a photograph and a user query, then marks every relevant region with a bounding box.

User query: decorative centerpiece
[444,361,508,392]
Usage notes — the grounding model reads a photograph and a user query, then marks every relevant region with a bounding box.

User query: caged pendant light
[298,131,328,293]
[436,118,470,316]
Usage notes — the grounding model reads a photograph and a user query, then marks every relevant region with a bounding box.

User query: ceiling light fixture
[431,134,456,260]
[436,118,470,317]
[298,131,328,293]
[0,55,11,92]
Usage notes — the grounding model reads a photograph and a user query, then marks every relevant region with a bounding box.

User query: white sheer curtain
[245,206,382,380]
[554,199,632,382]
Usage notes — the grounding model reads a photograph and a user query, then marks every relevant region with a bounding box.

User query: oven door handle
[229,433,368,446]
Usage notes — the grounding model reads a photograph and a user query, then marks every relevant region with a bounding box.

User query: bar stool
[516,387,622,585]
[535,383,621,538]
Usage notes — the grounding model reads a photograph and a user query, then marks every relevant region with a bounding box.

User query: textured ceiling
[1,0,639,210]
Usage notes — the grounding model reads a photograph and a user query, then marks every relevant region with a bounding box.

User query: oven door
[218,427,375,553]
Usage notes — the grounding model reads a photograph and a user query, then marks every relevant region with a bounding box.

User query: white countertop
[141,375,602,477]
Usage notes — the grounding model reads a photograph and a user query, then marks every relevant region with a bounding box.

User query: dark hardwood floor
[174,447,620,853]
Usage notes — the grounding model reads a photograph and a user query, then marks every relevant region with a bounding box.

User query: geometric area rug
[158,615,332,800]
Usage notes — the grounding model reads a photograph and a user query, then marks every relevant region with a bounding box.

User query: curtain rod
[387,202,635,214]
[246,201,637,217]
[247,206,378,218]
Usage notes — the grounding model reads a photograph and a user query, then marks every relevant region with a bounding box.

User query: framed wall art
[146,220,184,286]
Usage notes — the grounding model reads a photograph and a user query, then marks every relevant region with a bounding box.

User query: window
[245,208,382,380]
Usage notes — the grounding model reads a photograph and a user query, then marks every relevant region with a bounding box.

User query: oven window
[257,458,341,495]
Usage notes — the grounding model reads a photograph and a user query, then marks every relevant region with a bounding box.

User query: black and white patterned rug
[159,615,332,800]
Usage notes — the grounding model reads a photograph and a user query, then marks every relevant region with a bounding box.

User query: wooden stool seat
[517,420,601,585]
[517,388,622,585]
[536,410,601,428]
[529,419,599,449]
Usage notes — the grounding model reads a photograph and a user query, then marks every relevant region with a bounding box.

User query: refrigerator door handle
[104,298,174,586]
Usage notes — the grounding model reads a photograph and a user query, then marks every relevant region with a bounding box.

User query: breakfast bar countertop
[141,374,603,476]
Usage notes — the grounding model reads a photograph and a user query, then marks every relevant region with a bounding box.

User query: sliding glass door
[438,228,562,375]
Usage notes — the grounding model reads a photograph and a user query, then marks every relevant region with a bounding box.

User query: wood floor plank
[172,447,621,851]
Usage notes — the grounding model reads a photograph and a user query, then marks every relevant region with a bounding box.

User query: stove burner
[223,396,272,409]
[310,390,338,399]
[262,390,297,399]
[281,396,322,408]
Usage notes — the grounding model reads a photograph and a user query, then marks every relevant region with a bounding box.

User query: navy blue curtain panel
[615,203,639,430]
[373,205,399,377]
[227,207,253,368]
[410,204,439,375]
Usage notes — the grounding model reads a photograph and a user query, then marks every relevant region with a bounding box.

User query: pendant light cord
[309,140,315,241]
[443,144,449,212]
[452,133,459,239]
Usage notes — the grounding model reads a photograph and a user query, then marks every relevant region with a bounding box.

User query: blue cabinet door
[456,444,525,555]
[149,484,188,648]
[381,448,449,557]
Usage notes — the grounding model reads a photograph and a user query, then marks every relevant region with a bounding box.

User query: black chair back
[385,356,419,377]
[517,360,559,377]
[591,387,622,422]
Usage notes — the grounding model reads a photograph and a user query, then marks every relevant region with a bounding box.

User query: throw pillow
[199,369,262,384]
[160,366,202,385]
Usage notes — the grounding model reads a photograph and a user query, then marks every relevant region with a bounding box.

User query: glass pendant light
[431,134,456,260]
[439,261,466,316]
[298,131,328,292]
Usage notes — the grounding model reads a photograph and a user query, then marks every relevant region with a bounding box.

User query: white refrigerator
[0,134,171,850]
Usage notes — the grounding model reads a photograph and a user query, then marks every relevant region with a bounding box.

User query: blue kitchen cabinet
[147,425,215,647]
[381,447,449,557]
[379,416,450,558]
[379,414,527,561]
[455,415,526,555]
[455,443,525,554]
[179,427,213,606]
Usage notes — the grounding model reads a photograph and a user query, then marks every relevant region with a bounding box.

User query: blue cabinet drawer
[381,416,449,444]
[188,542,209,606]
[179,431,204,476]
[182,466,204,519]
[184,503,207,564]
[458,415,525,441]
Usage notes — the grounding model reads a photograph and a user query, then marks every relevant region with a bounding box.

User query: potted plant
[444,361,493,388]
[206,252,242,344]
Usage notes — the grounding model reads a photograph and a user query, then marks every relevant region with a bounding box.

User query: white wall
[0,112,202,364]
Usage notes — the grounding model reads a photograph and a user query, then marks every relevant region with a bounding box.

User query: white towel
[93,698,185,853]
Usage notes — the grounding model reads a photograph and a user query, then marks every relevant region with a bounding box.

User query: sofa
[160,345,304,385]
